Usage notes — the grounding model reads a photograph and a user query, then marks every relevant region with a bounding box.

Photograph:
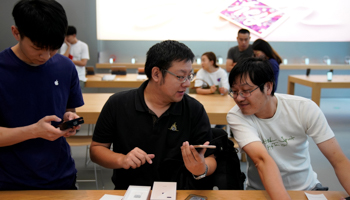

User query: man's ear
[151,67,161,82]
[265,81,273,95]
[11,26,21,41]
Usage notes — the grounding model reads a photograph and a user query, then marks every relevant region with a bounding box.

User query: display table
[85,74,146,88]
[96,63,350,70]
[287,75,350,106]
[0,190,347,200]
[77,93,235,125]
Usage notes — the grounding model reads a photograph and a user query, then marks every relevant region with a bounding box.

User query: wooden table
[280,64,350,70]
[287,75,350,106]
[0,190,347,200]
[76,93,235,124]
[85,74,146,88]
[96,63,226,70]
[96,63,350,70]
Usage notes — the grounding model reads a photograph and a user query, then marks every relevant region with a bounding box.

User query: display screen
[96,0,350,41]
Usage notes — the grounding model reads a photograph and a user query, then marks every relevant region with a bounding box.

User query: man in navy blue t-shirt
[0,0,84,190]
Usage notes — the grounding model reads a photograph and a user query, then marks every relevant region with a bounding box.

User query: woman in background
[252,39,282,92]
[194,52,229,95]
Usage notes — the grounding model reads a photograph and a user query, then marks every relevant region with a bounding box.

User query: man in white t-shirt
[60,26,90,90]
[226,57,350,200]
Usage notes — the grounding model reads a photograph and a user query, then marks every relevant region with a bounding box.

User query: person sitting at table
[90,40,217,189]
[252,39,281,92]
[226,57,350,200]
[194,52,229,95]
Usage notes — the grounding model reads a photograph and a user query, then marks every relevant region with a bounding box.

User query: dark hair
[202,52,218,68]
[252,39,282,64]
[238,28,250,35]
[12,0,68,50]
[229,57,275,96]
[145,40,194,79]
[66,26,77,36]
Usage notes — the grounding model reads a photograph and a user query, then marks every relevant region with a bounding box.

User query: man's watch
[192,164,208,180]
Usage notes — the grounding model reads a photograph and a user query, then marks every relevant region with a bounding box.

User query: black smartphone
[58,117,84,130]
[185,194,207,200]
[306,68,311,76]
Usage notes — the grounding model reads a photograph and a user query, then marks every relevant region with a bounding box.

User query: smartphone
[306,68,311,76]
[192,145,216,149]
[58,117,84,130]
[185,194,207,200]
[327,70,333,81]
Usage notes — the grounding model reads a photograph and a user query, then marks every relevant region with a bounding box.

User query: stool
[66,135,104,189]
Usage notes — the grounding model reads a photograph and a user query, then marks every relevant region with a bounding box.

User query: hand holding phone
[192,145,216,149]
[58,117,84,130]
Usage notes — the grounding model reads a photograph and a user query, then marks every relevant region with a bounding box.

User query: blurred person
[60,25,90,91]
[194,52,229,95]
[226,28,253,73]
[252,38,281,92]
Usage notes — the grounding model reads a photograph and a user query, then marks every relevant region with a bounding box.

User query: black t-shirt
[93,80,212,189]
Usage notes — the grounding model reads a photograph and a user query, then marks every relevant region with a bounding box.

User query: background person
[0,0,84,190]
[90,40,217,189]
[227,57,350,200]
[195,52,229,95]
[226,28,253,73]
[252,39,282,92]
[60,25,90,91]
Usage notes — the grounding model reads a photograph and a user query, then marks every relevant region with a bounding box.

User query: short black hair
[145,40,194,79]
[238,28,250,35]
[229,57,275,96]
[12,0,68,50]
[66,26,76,36]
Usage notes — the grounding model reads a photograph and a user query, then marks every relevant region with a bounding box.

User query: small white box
[123,185,151,200]
[150,182,176,200]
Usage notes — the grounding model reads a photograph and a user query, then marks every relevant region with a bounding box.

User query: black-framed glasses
[165,70,194,83]
[229,83,264,99]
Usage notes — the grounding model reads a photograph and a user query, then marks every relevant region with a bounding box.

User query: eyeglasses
[229,83,264,99]
[165,70,194,83]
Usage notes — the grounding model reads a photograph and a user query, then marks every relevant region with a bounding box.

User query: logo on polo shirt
[168,122,178,131]
[54,80,59,86]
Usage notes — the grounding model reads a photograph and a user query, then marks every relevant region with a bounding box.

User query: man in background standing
[226,28,253,73]
[60,26,90,91]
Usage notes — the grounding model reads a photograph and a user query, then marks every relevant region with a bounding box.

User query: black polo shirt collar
[135,80,183,117]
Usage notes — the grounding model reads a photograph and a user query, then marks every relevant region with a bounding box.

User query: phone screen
[185,194,207,200]
[327,71,333,81]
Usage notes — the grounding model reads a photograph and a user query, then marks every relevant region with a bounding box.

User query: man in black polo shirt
[90,40,217,189]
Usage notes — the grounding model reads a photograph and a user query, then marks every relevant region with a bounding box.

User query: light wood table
[85,74,146,88]
[77,93,235,125]
[96,63,226,70]
[280,64,350,70]
[96,63,350,70]
[287,75,350,106]
[0,190,347,200]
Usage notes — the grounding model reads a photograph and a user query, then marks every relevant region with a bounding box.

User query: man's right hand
[31,115,68,141]
[121,147,155,169]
